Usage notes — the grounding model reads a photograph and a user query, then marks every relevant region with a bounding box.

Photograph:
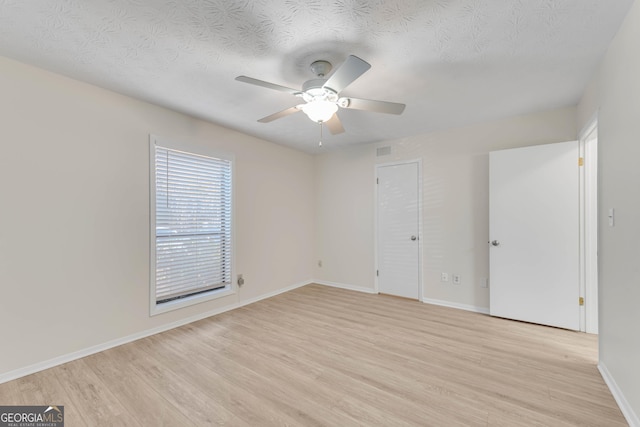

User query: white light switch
[608,208,615,227]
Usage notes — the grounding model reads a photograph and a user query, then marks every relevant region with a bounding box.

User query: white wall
[0,56,315,379]
[315,107,577,311]
[578,0,640,423]
[314,146,376,292]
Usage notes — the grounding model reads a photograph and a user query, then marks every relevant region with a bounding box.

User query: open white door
[489,141,579,330]
[377,161,421,300]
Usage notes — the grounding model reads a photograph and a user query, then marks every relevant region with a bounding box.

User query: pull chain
[318,122,323,147]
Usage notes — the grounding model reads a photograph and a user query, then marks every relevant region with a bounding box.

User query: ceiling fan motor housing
[302,79,338,103]
[309,60,332,77]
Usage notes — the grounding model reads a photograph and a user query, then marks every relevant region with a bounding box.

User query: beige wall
[0,56,315,378]
[315,107,577,310]
[314,146,376,292]
[578,0,640,422]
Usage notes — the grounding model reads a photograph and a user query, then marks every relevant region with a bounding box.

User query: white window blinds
[153,145,232,304]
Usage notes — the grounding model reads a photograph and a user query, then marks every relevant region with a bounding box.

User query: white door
[377,162,420,299]
[489,141,579,330]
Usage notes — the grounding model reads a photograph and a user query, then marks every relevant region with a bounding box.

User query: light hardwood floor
[0,284,627,426]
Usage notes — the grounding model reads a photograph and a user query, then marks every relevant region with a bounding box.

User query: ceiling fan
[235,55,406,135]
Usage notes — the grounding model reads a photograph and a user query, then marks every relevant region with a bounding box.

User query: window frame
[149,134,235,316]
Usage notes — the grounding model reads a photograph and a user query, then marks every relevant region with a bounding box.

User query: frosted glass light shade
[301,100,338,123]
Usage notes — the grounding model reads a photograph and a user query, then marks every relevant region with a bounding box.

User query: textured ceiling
[0,0,633,153]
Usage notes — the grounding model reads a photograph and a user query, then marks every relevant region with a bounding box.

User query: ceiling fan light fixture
[300,99,338,123]
[237,55,405,135]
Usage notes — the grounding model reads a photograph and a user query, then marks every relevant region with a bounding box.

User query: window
[150,136,233,314]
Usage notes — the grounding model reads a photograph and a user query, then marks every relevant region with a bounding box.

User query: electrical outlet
[480,278,489,288]
[441,272,449,282]
[452,274,461,285]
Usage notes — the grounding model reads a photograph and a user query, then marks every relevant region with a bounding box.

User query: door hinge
[579,297,585,306]
[578,157,584,166]
[376,178,379,184]
[376,270,379,277]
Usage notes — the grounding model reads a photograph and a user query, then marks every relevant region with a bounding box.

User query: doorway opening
[580,118,598,334]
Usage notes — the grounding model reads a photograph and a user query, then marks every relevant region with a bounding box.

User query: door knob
[411,235,417,241]
[491,240,500,246]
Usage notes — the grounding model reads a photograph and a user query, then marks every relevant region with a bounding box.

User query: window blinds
[154,145,232,304]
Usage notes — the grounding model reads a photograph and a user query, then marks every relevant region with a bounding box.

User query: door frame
[579,115,599,334]
[374,159,423,300]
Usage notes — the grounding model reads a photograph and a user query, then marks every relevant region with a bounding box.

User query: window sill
[150,285,235,316]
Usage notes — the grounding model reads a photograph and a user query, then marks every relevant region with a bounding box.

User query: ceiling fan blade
[323,55,371,94]
[257,106,301,123]
[235,76,301,95]
[325,114,345,135]
[340,97,406,115]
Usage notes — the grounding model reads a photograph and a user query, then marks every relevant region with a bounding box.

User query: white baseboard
[236,279,312,308]
[422,297,490,314]
[314,280,378,294]
[0,279,312,385]
[598,361,640,427]
[316,283,489,317]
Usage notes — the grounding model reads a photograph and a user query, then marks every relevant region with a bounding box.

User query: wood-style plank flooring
[0,284,627,426]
